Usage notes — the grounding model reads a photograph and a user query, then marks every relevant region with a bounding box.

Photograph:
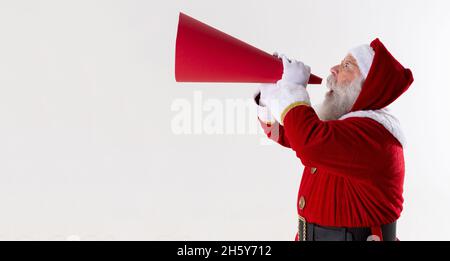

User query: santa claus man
[254,38,413,241]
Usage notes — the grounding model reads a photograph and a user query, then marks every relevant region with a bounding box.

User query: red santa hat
[350,38,414,112]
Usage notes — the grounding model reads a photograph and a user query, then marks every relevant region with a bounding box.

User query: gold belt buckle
[298,215,306,241]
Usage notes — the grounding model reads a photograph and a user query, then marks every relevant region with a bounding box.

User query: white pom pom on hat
[349,44,375,79]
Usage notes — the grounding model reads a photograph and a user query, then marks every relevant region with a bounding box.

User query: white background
[0,0,449,240]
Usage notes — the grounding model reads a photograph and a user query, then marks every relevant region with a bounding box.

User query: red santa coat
[257,39,414,231]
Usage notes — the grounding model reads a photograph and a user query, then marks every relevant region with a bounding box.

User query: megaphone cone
[175,13,322,84]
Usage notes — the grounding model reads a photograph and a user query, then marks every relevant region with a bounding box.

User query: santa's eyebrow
[343,59,357,65]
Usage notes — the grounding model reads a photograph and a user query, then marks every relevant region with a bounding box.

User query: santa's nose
[330,65,339,77]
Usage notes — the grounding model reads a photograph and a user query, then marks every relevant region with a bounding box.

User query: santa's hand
[267,80,311,126]
[253,83,277,124]
[280,55,311,86]
[258,83,277,107]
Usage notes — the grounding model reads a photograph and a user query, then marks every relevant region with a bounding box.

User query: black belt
[298,216,397,241]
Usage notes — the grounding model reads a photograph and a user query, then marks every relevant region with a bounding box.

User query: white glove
[254,83,277,124]
[263,54,311,125]
[279,54,311,86]
[267,81,310,125]
[258,83,278,106]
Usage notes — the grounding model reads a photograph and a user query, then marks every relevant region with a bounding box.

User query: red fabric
[371,227,383,241]
[351,38,414,112]
[260,108,405,227]
[258,38,412,229]
[175,13,322,84]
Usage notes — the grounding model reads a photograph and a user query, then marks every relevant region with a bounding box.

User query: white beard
[316,75,364,121]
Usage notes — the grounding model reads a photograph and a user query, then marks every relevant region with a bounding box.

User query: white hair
[316,74,364,121]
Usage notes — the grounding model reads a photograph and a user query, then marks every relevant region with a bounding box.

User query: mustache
[326,75,336,89]
[317,75,364,121]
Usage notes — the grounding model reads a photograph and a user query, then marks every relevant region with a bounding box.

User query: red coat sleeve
[282,105,399,181]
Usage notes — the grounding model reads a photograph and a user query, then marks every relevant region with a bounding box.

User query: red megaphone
[175,13,322,84]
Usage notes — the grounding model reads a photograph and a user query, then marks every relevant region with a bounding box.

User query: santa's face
[316,56,364,121]
[329,54,362,86]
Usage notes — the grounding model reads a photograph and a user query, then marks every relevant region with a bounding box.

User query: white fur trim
[349,44,375,79]
[339,109,406,147]
[268,80,310,126]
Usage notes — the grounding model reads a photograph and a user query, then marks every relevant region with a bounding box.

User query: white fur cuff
[268,80,311,126]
